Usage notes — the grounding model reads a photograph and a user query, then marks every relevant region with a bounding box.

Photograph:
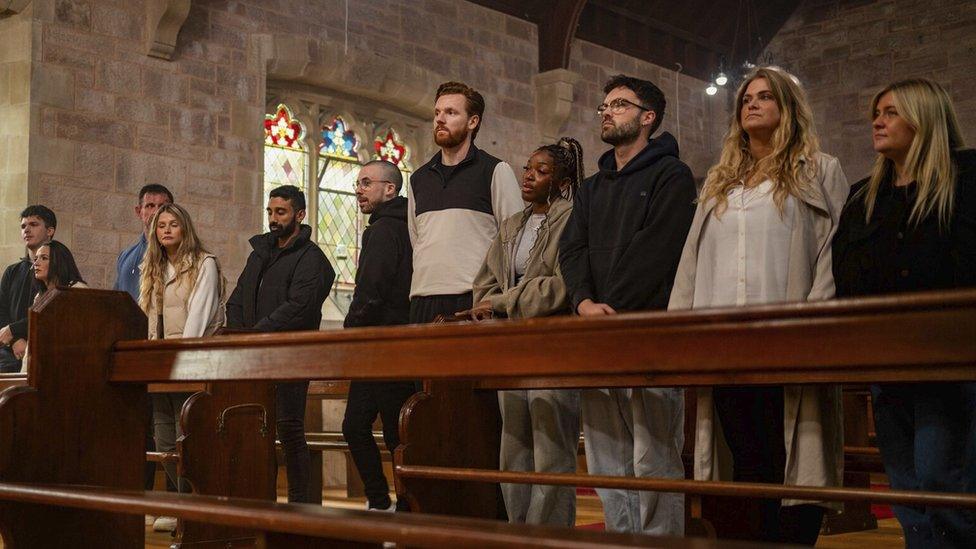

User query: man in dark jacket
[226,184,335,504]
[559,74,696,535]
[341,160,415,512]
[0,205,56,372]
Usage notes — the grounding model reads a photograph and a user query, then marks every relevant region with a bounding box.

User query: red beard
[434,125,468,148]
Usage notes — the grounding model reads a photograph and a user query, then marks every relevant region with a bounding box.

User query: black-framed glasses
[352,178,394,191]
[596,98,650,117]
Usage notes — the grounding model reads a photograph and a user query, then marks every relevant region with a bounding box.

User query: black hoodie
[559,132,697,312]
[226,224,335,332]
[344,196,413,328]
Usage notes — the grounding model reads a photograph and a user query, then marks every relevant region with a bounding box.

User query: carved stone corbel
[533,68,580,142]
[256,34,443,120]
[0,0,32,18]
[146,0,190,60]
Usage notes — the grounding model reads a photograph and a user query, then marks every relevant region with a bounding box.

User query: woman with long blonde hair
[139,203,224,532]
[833,78,975,548]
[669,67,850,544]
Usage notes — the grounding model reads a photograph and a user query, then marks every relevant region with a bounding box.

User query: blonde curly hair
[700,66,821,217]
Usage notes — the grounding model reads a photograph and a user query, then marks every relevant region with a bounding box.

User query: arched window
[317,115,362,287]
[373,127,412,197]
[263,104,307,199]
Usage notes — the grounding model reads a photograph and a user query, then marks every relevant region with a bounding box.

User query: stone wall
[0,6,32,262]
[765,0,976,181]
[11,0,726,286]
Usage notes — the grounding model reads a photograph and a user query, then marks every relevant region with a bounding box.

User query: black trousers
[277,381,312,503]
[342,381,418,510]
[409,292,473,324]
[713,386,825,545]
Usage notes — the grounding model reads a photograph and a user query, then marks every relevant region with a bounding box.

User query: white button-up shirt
[693,180,796,308]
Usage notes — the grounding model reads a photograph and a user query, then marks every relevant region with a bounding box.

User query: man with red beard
[559,74,696,536]
[407,81,523,322]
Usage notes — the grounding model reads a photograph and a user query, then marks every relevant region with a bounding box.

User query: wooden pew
[2,482,776,548]
[4,288,976,545]
[107,288,976,528]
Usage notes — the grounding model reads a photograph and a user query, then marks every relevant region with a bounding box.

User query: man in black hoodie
[341,160,415,512]
[226,184,335,503]
[559,75,696,535]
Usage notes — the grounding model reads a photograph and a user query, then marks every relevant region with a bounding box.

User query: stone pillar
[0,6,31,265]
[532,68,580,143]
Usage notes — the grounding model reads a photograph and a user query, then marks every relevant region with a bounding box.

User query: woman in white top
[668,67,849,544]
[20,240,88,373]
[139,203,224,532]
[469,138,583,527]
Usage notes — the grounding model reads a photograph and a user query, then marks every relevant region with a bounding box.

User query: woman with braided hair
[467,137,583,526]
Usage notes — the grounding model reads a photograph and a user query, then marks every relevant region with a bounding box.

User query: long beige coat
[668,153,850,507]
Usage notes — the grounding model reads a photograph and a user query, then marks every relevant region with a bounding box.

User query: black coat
[833,149,976,297]
[344,197,412,328]
[226,225,335,332]
[559,132,697,312]
[0,258,35,371]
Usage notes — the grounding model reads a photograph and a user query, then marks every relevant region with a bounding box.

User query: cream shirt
[693,180,796,308]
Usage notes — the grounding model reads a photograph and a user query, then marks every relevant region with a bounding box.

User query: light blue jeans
[581,388,685,535]
[499,389,580,526]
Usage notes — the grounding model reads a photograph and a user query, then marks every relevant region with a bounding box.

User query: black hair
[33,240,85,294]
[138,184,174,205]
[535,137,585,201]
[269,184,306,212]
[603,74,667,136]
[20,205,57,229]
[361,159,404,194]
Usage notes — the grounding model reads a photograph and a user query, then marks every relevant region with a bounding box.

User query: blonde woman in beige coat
[668,67,849,545]
[467,138,583,527]
[140,203,224,532]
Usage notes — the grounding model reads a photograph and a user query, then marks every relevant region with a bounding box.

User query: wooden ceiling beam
[536,0,588,72]
[587,0,729,56]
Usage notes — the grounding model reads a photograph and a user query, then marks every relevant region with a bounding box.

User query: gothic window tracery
[263,104,308,199]
[262,100,424,317]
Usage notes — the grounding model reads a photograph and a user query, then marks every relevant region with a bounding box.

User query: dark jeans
[342,381,417,510]
[0,347,21,373]
[713,386,824,545]
[872,382,976,548]
[409,292,473,324]
[277,381,312,503]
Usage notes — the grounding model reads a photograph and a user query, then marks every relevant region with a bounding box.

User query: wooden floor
[140,489,906,548]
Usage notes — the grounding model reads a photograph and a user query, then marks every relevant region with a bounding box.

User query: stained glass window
[320,116,359,161]
[374,128,409,168]
[263,104,307,199]
[373,127,412,197]
[318,116,363,286]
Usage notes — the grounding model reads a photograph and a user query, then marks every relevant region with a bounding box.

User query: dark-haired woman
[833,78,975,548]
[468,138,584,526]
[21,240,87,372]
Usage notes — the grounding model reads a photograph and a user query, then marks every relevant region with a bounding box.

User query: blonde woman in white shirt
[139,203,224,532]
[668,67,849,545]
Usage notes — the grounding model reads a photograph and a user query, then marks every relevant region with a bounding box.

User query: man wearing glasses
[559,74,696,535]
[342,160,416,512]
[407,81,523,323]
